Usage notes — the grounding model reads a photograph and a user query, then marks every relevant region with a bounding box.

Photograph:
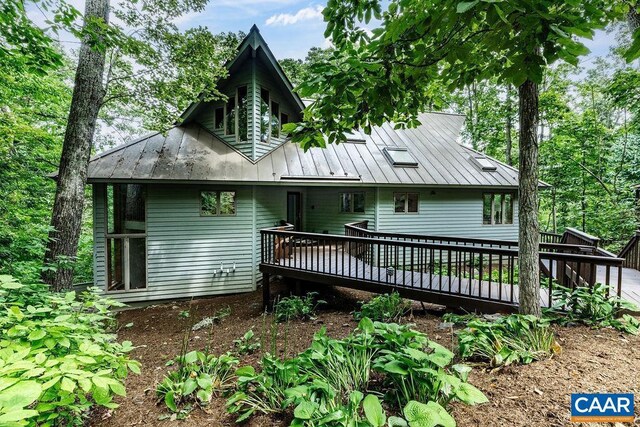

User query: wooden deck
[260,224,638,313]
[263,245,553,312]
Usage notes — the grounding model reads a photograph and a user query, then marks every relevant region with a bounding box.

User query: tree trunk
[505,85,513,166]
[42,0,109,291]
[517,78,541,316]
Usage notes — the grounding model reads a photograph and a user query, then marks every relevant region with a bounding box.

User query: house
[86,26,522,303]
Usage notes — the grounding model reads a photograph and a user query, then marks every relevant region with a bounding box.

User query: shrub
[0,275,140,426]
[273,292,325,323]
[233,330,261,355]
[545,283,640,334]
[455,314,560,367]
[227,318,487,425]
[353,292,411,322]
[156,350,238,415]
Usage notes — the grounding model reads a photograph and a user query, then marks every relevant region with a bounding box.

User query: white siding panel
[376,188,519,240]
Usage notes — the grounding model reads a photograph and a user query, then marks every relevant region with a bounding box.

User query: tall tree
[44,0,109,290]
[286,0,628,315]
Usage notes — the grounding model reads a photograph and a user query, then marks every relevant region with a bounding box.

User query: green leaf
[383,360,408,375]
[363,394,386,427]
[456,1,479,13]
[0,409,39,423]
[182,378,197,396]
[164,391,177,412]
[293,401,318,420]
[28,329,46,341]
[455,383,488,405]
[110,382,126,397]
[60,377,75,393]
[389,416,409,427]
[0,381,42,411]
[403,400,455,427]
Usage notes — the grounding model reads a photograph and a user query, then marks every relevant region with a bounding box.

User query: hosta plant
[353,292,411,322]
[157,350,238,413]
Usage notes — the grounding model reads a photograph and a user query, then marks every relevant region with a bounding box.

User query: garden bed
[92,285,640,427]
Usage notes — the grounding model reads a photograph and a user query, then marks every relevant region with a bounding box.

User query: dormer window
[237,86,248,142]
[225,96,235,136]
[260,87,270,142]
[271,101,280,139]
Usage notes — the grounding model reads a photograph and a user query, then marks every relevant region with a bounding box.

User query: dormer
[180,26,305,162]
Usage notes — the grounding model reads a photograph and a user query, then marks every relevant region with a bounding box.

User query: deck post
[262,272,271,310]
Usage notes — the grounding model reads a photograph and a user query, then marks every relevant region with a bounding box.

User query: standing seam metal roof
[86,112,522,188]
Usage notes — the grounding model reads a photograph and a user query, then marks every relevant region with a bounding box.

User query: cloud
[266,5,323,26]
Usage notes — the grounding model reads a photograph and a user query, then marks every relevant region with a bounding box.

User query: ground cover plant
[226,318,488,426]
[233,329,261,355]
[353,292,411,322]
[445,313,560,367]
[274,292,326,323]
[545,283,640,334]
[0,275,139,426]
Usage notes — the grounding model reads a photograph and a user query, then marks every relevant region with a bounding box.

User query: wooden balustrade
[619,231,640,270]
[260,224,624,312]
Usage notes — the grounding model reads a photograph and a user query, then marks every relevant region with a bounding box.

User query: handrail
[564,227,600,247]
[261,226,624,311]
[619,230,640,270]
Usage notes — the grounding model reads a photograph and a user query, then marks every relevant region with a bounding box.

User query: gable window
[394,192,419,213]
[260,87,270,142]
[105,184,146,292]
[271,101,280,139]
[201,191,237,216]
[214,107,224,130]
[340,192,365,213]
[237,86,248,141]
[225,96,235,136]
[281,112,289,129]
[483,193,514,225]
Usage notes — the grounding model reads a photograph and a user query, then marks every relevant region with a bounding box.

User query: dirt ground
[91,284,640,427]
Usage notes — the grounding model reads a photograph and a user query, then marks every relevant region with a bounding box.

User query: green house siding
[376,188,519,240]
[92,185,106,290]
[305,188,376,235]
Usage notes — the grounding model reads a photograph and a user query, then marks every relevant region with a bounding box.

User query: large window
[225,95,235,136]
[237,86,248,141]
[483,193,514,225]
[340,192,365,213]
[201,191,237,216]
[260,87,270,142]
[394,192,419,213]
[271,101,280,139]
[105,184,146,292]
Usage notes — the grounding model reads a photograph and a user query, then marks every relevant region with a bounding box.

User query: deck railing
[619,230,640,270]
[261,225,624,311]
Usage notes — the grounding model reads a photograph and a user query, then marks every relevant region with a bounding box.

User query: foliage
[156,349,238,414]
[233,330,261,355]
[227,318,487,425]
[191,306,231,331]
[178,310,190,319]
[353,292,411,323]
[274,292,326,323]
[0,275,139,426]
[545,284,640,334]
[454,314,560,367]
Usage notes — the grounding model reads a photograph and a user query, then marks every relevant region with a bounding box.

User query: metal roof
[86,112,523,188]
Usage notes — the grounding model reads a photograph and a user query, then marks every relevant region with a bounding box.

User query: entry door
[287,192,302,231]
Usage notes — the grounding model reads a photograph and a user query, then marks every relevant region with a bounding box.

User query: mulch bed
[90,283,640,427]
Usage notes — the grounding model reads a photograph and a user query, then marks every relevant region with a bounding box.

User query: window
[281,112,289,128]
[200,191,236,216]
[394,192,419,213]
[470,155,497,171]
[271,101,280,139]
[237,86,248,141]
[260,88,270,142]
[383,147,418,167]
[340,192,365,213]
[483,193,514,225]
[105,184,146,292]
[214,107,224,130]
[225,95,235,136]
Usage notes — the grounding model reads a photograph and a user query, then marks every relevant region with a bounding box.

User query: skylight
[344,129,366,143]
[383,147,418,168]
[470,155,497,171]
